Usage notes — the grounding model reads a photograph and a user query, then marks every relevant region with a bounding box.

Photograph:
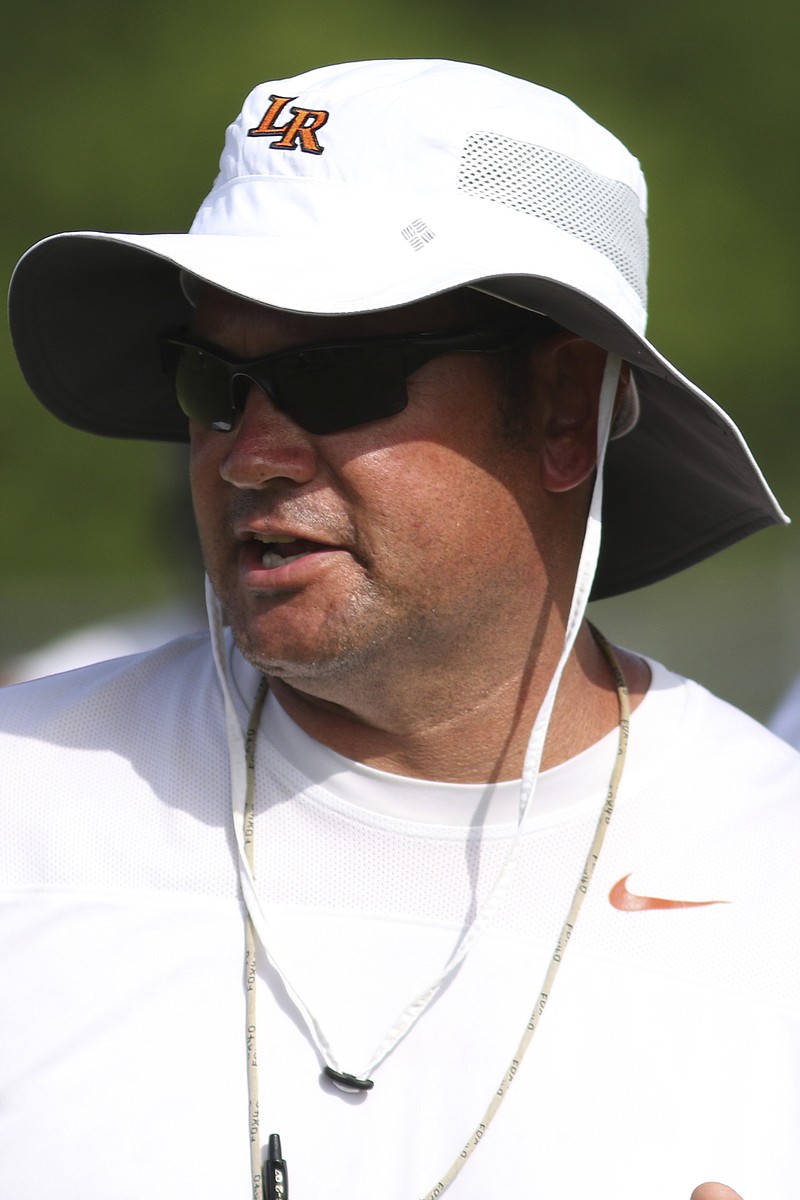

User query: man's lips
[237,529,344,577]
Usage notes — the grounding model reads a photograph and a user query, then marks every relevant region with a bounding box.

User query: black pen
[262,1132,288,1200]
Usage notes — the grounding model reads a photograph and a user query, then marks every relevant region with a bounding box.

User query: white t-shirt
[1,632,799,1200]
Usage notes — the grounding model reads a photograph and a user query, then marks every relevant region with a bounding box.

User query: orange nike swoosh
[609,873,729,912]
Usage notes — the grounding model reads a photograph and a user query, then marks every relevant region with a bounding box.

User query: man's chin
[230,623,364,684]
[234,623,405,702]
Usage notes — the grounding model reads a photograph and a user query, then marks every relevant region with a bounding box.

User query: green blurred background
[1,0,798,717]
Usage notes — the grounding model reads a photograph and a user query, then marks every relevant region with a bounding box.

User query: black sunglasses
[160,318,554,436]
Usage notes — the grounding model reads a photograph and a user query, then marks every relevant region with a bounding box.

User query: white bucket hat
[8,57,785,599]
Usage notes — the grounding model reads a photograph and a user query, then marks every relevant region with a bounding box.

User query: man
[2,59,798,1200]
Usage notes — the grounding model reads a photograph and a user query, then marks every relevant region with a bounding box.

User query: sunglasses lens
[170,342,409,435]
[174,346,237,431]
[273,345,409,434]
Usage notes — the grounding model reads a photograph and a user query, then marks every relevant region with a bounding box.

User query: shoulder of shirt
[0,631,214,730]
[640,653,800,776]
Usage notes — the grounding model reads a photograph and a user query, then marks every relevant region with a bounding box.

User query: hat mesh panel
[458,133,648,303]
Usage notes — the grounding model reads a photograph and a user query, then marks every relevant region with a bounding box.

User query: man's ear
[530,332,630,494]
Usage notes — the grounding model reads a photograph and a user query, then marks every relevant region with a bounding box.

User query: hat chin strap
[518,350,621,810]
[207,353,622,1086]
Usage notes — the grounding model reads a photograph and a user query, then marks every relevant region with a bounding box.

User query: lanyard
[241,628,629,1200]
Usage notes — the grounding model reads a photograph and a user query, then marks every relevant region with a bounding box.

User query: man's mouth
[252,532,326,569]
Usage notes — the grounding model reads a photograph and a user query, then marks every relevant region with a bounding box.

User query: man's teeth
[252,535,312,570]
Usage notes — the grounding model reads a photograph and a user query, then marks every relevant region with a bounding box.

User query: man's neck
[267,624,650,784]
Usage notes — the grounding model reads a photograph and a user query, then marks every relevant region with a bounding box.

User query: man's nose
[218,382,319,490]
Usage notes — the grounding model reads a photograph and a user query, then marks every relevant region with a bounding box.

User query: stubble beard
[218,566,501,716]
[218,571,430,694]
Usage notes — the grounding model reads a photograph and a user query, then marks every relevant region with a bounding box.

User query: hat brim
[8,230,785,600]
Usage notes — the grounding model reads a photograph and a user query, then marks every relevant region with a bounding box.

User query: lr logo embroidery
[248,94,329,154]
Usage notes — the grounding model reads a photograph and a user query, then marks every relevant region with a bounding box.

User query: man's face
[188,287,560,699]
